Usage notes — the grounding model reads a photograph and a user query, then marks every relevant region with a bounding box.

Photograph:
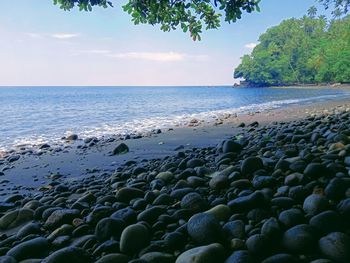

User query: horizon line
[0,84,235,88]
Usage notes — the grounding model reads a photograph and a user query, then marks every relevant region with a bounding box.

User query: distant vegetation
[234,12,350,86]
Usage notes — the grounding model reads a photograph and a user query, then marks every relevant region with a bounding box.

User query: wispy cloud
[245,42,257,49]
[108,52,208,62]
[51,33,80,39]
[25,33,42,39]
[109,52,185,62]
[80,49,111,54]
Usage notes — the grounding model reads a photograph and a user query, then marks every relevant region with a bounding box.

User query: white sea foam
[74,94,339,140]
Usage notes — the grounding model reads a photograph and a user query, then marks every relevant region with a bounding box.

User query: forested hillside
[234,14,350,86]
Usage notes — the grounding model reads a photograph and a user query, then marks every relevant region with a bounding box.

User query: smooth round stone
[95,253,130,263]
[209,175,229,190]
[205,204,231,222]
[261,254,296,263]
[42,247,91,263]
[181,193,208,213]
[164,232,186,250]
[120,224,150,255]
[288,186,308,203]
[304,163,326,179]
[310,210,343,235]
[228,191,265,211]
[246,234,271,257]
[110,207,137,224]
[325,178,347,200]
[47,224,73,242]
[241,157,264,175]
[224,250,254,263]
[319,232,350,262]
[23,200,42,210]
[137,206,165,224]
[17,222,41,238]
[0,208,34,230]
[7,237,49,261]
[337,198,350,218]
[282,224,317,253]
[252,176,276,189]
[261,217,282,239]
[187,213,222,245]
[222,140,242,153]
[140,252,175,263]
[156,172,174,183]
[44,209,80,229]
[223,220,245,240]
[278,208,305,228]
[246,208,269,222]
[284,173,304,186]
[95,218,125,241]
[187,176,206,187]
[270,197,294,209]
[187,158,205,168]
[52,235,70,248]
[303,194,329,216]
[176,243,225,263]
[115,187,144,203]
[152,193,173,205]
[0,256,16,263]
[289,160,307,173]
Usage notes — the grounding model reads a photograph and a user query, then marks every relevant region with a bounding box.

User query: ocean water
[1,86,350,151]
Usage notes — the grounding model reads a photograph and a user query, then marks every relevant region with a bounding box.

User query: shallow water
[1,86,350,151]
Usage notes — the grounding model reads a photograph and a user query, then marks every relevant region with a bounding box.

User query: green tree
[233,15,349,86]
[311,16,350,82]
[308,6,318,18]
[53,0,260,40]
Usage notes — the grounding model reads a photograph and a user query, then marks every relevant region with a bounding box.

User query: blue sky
[0,0,329,86]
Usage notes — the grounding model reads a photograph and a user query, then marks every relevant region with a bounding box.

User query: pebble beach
[1,98,350,262]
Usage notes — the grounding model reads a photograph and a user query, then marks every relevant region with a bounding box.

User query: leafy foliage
[53,0,260,40]
[234,14,350,86]
[318,0,350,16]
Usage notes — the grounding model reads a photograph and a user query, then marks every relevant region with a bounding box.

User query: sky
[0,0,330,86]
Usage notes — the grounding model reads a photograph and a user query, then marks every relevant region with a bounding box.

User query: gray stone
[42,247,91,263]
[176,243,225,263]
[187,213,222,245]
[120,224,150,255]
[7,237,49,261]
[282,224,316,253]
[319,232,350,263]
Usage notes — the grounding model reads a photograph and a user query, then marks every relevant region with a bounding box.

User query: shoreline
[1,85,350,155]
[233,83,350,89]
[1,96,350,199]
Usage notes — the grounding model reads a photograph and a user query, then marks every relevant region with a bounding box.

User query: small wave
[75,94,342,139]
[0,93,346,152]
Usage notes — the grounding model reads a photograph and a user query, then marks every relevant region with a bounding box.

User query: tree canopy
[53,1,349,40]
[54,0,260,40]
[319,0,350,16]
[234,14,350,86]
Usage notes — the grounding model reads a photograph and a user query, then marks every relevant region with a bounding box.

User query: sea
[1,86,350,152]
